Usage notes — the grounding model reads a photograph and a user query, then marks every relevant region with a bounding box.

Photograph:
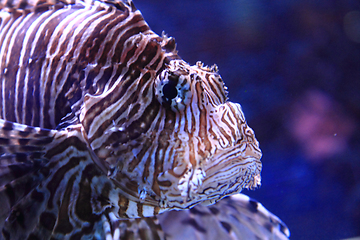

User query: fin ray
[158,193,290,240]
[0,119,64,237]
[0,119,59,186]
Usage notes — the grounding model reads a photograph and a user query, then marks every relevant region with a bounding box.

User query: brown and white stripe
[0,0,266,239]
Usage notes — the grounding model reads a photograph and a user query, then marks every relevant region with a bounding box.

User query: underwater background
[136,0,360,239]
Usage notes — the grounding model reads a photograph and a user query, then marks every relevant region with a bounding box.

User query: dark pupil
[162,80,178,102]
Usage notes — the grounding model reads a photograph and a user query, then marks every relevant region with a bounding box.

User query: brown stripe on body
[156,110,175,170]
[75,164,101,222]
[220,112,236,141]
[136,202,143,217]
[23,8,78,127]
[81,30,155,136]
[48,7,114,126]
[195,81,212,154]
[1,12,26,122]
[141,110,166,183]
[126,138,151,172]
[80,7,132,65]
[209,74,227,103]
[53,173,77,234]
[44,135,88,159]
[105,97,160,149]
[84,39,163,144]
[12,12,39,125]
[1,1,150,129]
[46,156,85,209]
[0,5,79,127]
[0,12,15,120]
[50,6,125,125]
[82,12,149,94]
[42,6,98,128]
[118,194,129,218]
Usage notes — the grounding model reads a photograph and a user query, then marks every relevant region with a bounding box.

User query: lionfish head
[81,56,262,211]
[151,60,262,209]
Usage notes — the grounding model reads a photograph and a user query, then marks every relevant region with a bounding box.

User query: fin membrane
[0,119,60,236]
[158,193,290,240]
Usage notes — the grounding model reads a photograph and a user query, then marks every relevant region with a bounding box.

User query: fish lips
[199,143,262,202]
[162,142,262,210]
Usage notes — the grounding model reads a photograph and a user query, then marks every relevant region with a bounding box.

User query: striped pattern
[0,0,279,239]
[0,119,165,239]
[158,194,290,240]
[0,0,166,129]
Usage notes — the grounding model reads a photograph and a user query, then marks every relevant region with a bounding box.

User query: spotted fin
[95,193,290,240]
[0,119,63,237]
[158,193,290,240]
[0,119,102,239]
[0,119,57,184]
[0,118,59,204]
[102,212,165,240]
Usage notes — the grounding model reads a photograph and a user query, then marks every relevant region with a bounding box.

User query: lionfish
[0,0,290,239]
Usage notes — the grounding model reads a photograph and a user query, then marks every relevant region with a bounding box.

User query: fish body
[0,0,289,239]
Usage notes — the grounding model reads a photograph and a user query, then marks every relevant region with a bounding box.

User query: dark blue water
[136,0,360,239]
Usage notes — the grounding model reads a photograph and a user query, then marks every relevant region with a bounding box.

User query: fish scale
[0,0,289,239]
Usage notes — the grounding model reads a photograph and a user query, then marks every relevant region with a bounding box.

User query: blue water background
[136,0,360,239]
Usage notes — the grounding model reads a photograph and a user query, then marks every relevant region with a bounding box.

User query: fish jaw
[156,101,262,210]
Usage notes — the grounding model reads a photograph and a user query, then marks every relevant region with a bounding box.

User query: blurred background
[135,0,360,239]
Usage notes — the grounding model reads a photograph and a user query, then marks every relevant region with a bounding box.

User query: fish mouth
[196,102,263,202]
[199,142,262,201]
[160,102,262,209]
[168,140,262,210]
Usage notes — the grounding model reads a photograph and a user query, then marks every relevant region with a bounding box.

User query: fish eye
[155,70,191,112]
[161,76,178,104]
